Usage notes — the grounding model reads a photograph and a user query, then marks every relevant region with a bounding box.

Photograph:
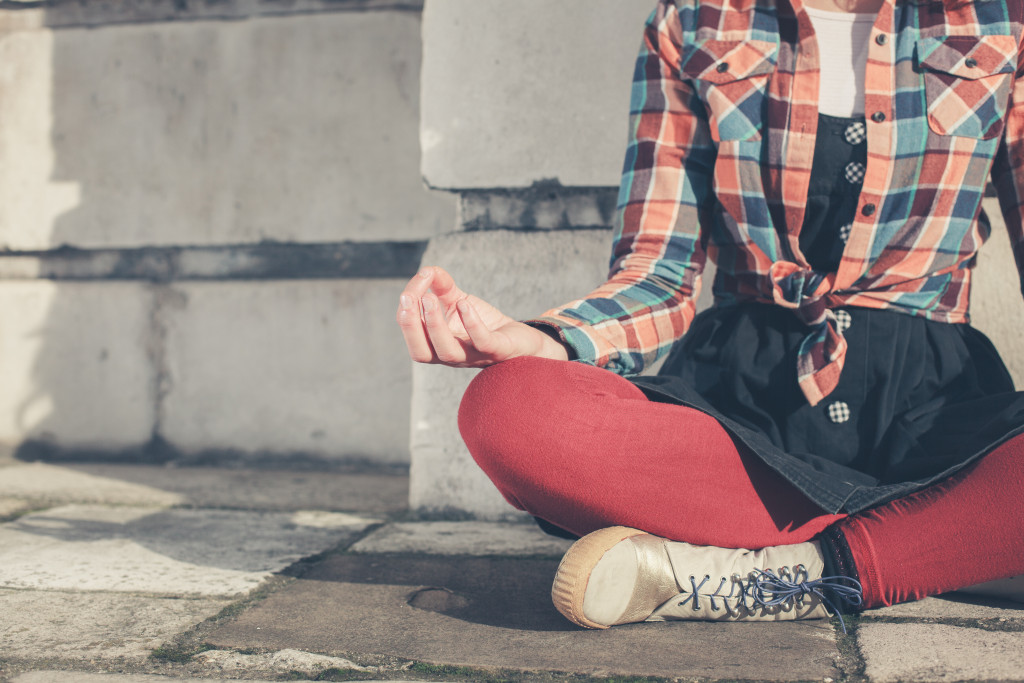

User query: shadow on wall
[6,2,451,464]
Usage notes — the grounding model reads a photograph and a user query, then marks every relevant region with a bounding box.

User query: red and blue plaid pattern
[532,0,1024,406]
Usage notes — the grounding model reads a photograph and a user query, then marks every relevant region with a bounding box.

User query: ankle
[818,523,868,611]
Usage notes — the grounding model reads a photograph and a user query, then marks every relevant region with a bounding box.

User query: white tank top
[804,6,877,117]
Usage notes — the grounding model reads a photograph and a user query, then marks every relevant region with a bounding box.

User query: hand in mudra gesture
[396,266,569,367]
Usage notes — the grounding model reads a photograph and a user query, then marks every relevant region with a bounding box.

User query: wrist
[525,322,572,362]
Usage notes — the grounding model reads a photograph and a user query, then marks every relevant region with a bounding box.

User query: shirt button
[834,309,852,334]
[875,34,888,45]
[840,223,853,243]
[844,162,866,185]
[844,121,866,145]
[828,401,851,424]
[964,57,978,69]
[862,203,876,216]
[716,62,730,73]
[871,111,886,123]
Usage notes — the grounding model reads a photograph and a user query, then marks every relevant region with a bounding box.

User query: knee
[457,356,554,459]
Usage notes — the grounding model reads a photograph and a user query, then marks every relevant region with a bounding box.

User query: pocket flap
[917,34,1018,79]
[681,39,777,83]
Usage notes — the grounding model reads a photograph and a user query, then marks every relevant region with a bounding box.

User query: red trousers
[458,356,1024,608]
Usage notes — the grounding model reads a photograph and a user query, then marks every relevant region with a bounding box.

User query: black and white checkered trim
[827,401,851,424]
[834,309,852,333]
[844,121,867,145]
[844,161,866,184]
[840,223,853,243]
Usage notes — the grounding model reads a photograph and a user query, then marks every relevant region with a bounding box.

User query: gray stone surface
[0,462,184,507]
[11,675,322,683]
[58,463,409,514]
[859,623,1024,682]
[421,0,652,189]
[206,554,842,680]
[408,230,610,519]
[195,649,371,675]
[864,594,1024,620]
[972,197,1024,386]
[160,280,413,464]
[0,277,420,467]
[459,188,619,231]
[2,0,423,30]
[0,11,454,249]
[0,505,375,597]
[0,282,155,450]
[350,521,573,556]
[0,589,228,662]
[11,676,422,683]
[0,497,33,520]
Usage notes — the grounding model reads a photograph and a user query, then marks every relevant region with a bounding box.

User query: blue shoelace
[748,568,863,634]
[676,568,863,634]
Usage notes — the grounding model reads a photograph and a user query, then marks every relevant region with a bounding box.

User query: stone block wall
[0,0,455,464]
[413,0,1024,519]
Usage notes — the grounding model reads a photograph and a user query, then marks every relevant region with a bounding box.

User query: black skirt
[630,304,1024,514]
[629,113,1024,515]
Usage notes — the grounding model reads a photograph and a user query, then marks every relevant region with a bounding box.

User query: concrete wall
[0,0,455,464]
[420,0,653,190]
[412,0,1024,519]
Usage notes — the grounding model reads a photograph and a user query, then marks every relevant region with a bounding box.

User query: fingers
[421,294,466,364]
[397,267,444,363]
[400,266,436,301]
[425,266,467,307]
[456,298,504,358]
[396,265,484,366]
[397,292,435,363]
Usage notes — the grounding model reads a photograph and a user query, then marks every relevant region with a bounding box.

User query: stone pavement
[1,457,1023,683]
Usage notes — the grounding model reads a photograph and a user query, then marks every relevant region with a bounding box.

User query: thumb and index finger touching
[400,265,466,308]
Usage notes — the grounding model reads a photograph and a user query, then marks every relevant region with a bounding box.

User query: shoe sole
[551,525,647,629]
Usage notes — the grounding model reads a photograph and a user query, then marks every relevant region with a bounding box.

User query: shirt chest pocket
[917,35,1017,140]
[680,40,777,142]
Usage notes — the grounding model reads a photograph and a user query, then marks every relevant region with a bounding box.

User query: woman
[397,0,1024,629]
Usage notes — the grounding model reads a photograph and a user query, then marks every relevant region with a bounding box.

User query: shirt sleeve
[526,0,716,375]
[990,39,1024,299]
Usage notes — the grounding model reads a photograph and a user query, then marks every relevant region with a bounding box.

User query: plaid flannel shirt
[532,0,1024,406]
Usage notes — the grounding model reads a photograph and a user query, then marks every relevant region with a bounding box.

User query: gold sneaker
[551,526,861,630]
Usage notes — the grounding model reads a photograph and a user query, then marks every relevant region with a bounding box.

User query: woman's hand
[396,266,569,367]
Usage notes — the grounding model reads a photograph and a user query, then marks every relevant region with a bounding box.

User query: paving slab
[0,463,184,507]
[865,594,1024,620]
[0,505,376,596]
[11,676,424,683]
[195,648,371,675]
[61,464,409,514]
[206,554,841,680]
[0,589,228,662]
[350,521,574,556]
[859,622,1024,682]
[11,675,318,683]
[0,497,32,520]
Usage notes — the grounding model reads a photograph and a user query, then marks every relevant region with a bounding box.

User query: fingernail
[418,267,431,278]
[400,295,413,310]
[456,299,470,314]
